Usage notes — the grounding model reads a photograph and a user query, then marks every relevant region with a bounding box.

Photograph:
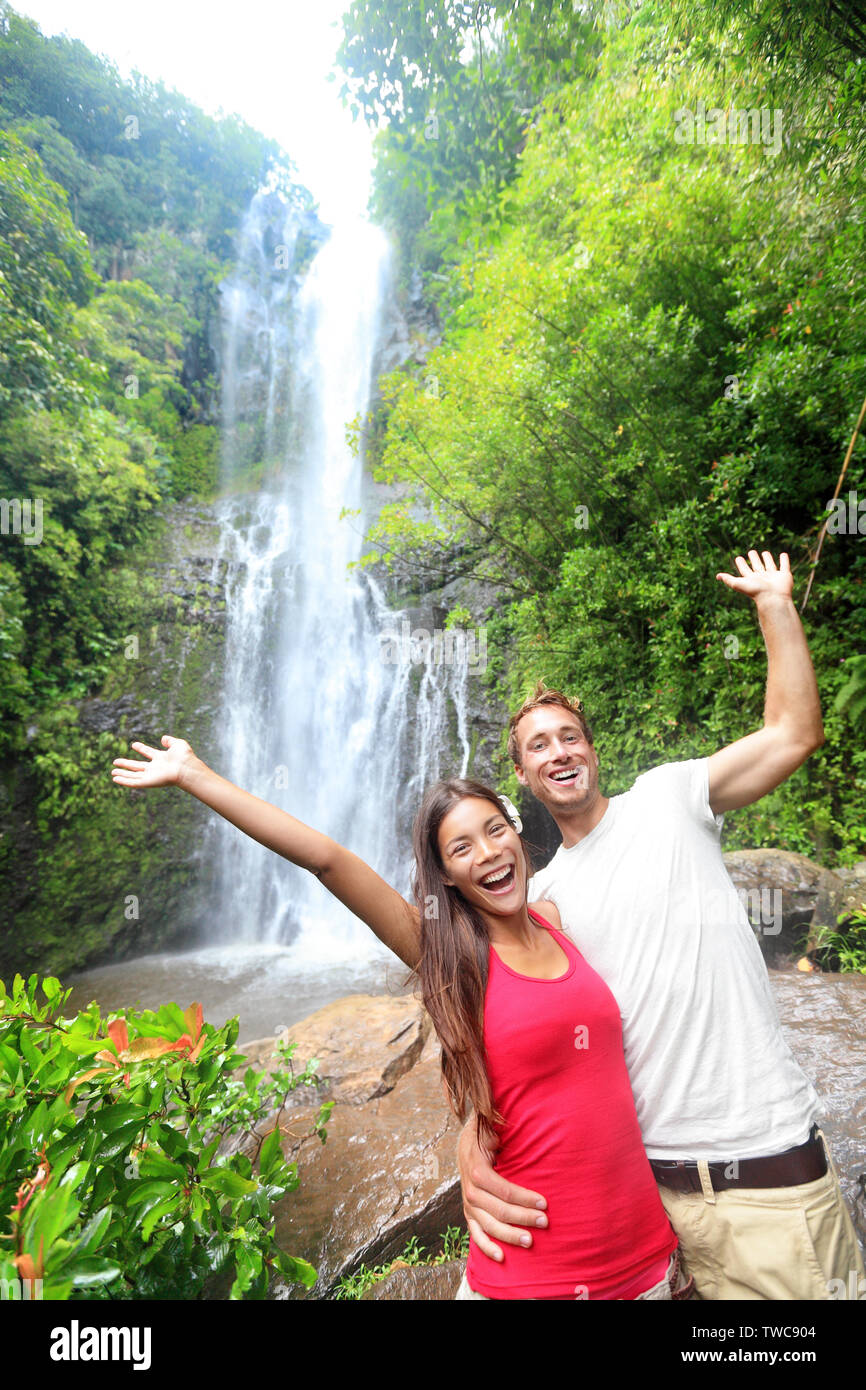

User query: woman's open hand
[112,735,195,789]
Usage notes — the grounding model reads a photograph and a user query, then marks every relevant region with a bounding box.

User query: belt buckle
[654,1158,701,1194]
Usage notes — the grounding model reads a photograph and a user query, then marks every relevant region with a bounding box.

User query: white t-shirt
[528,758,820,1161]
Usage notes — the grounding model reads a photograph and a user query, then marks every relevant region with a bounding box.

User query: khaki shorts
[455,1250,690,1301]
[655,1130,865,1300]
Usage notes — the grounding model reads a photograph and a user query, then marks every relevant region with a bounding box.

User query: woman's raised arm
[111,736,421,968]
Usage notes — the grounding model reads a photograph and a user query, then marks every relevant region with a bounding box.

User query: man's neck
[552,791,610,849]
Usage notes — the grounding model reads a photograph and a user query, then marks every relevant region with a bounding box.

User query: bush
[0,973,331,1299]
[332,1225,469,1300]
[808,906,866,975]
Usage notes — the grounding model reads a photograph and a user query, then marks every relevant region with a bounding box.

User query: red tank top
[465,911,677,1299]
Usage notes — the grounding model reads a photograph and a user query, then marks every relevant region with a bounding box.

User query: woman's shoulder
[529,898,562,931]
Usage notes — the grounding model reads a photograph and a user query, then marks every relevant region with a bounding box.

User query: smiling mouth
[548,765,584,786]
[478,864,516,893]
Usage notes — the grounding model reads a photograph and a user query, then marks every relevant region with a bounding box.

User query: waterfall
[203,191,472,964]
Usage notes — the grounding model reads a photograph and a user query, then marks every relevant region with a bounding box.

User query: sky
[14,0,378,224]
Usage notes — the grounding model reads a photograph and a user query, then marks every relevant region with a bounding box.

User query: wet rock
[269,1047,463,1299]
[373,264,441,380]
[834,860,866,916]
[225,995,463,1298]
[237,992,431,1106]
[360,1259,464,1300]
[771,969,866,1253]
[722,849,847,964]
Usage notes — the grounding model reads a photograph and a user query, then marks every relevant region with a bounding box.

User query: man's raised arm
[708,551,824,815]
[456,1121,549,1261]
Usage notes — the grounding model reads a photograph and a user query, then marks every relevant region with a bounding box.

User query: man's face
[513,706,599,814]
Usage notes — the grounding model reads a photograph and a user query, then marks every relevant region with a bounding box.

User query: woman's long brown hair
[409,778,532,1161]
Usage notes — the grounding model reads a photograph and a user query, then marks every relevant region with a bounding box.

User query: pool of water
[64,940,411,1044]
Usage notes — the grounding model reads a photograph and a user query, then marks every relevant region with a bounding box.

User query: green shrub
[808,906,866,975]
[0,973,331,1299]
[169,422,219,500]
[332,1225,469,1300]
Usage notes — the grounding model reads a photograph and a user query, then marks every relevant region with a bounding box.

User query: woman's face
[436,796,526,916]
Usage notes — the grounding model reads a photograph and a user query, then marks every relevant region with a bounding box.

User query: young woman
[111,735,691,1300]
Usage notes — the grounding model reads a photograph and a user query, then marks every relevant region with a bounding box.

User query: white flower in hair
[498,794,523,834]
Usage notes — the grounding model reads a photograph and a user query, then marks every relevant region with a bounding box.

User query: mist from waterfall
[203,192,471,965]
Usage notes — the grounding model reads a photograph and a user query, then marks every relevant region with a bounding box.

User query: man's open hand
[716,550,793,603]
[457,1122,548,1262]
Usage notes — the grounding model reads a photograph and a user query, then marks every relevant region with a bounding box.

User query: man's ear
[514,762,528,787]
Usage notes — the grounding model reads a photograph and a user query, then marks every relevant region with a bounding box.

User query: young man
[458,550,865,1299]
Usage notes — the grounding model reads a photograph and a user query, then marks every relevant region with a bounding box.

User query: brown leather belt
[650,1125,827,1194]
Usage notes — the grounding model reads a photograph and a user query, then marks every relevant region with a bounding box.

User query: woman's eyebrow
[443,815,503,851]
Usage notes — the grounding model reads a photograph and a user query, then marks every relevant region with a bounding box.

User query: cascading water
[203,190,473,970]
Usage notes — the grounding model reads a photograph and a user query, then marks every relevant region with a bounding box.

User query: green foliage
[807,905,866,975]
[337,0,607,284]
[331,1225,469,1299]
[0,3,310,262]
[0,129,98,414]
[0,5,317,761]
[0,404,165,741]
[169,423,220,500]
[661,0,866,160]
[834,654,866,726]
[348,3,866,862]
[0,974,330,1299]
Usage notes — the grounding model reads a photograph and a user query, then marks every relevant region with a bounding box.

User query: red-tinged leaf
[14,1234,45,1284]
[122,1037,182,1061]
[63,1067,115,1104]
[94,1050,119,1065]
[187,1036,205,1063]
[183,1002,203,1041]
[14,1252,38,1282]
[106,1019,128,1054]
